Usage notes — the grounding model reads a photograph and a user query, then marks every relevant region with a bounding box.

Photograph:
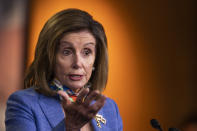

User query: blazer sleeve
[110,99,123,131]
[5,92,36,131]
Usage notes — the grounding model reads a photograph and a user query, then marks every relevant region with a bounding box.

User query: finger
[57,90,72,105]
[76,88,89,105]
[88,95,106,114]
[86,112,96,120]
[83,90,100,107]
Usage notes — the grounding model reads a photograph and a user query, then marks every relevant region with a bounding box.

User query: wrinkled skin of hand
[57,88,106,131]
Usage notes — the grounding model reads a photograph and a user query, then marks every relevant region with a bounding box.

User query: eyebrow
[60,41,72,47]
[60,41,96,47]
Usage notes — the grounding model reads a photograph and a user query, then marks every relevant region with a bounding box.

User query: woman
[5,9,123,131]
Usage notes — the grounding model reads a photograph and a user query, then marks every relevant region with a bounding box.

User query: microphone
[168,128,181,131]
[150,119,181,131]
[150,119,163,131]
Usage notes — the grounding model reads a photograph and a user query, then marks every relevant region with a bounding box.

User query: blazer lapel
[38,94,65,129]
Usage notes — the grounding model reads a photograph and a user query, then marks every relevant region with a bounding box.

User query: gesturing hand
[57,88,106,131]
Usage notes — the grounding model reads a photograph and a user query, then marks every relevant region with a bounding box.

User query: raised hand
[57,88,106,131]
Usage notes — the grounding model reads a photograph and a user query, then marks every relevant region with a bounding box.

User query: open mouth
[68,74,83,81]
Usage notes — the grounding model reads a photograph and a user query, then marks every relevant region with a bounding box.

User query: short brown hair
[24,8,108,96]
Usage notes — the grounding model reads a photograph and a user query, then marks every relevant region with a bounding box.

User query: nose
[72,53,82,69]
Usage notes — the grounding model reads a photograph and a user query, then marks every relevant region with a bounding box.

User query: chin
[67,82,86,91]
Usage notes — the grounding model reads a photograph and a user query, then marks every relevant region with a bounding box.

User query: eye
[83,48,92,56]
[63,49,72,56]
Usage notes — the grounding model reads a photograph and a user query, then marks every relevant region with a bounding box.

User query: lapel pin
[94,114,106,128]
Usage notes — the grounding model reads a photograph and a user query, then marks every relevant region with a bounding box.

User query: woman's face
[54,30,96,92]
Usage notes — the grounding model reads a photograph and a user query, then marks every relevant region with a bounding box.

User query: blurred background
[0,0,196,131]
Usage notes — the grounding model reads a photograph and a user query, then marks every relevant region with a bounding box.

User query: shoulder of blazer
[7,87,40,107]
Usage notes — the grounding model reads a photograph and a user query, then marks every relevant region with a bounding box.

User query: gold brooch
[94,114,106,128]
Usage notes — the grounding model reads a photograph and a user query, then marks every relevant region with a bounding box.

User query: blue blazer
[5,87,123,131]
